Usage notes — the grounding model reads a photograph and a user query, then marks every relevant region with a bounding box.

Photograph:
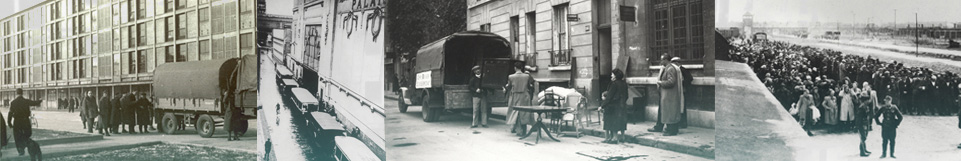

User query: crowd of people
[727,38,961,156]
[729,39,961,120]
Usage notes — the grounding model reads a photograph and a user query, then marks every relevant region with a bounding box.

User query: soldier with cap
[874,95,902,158]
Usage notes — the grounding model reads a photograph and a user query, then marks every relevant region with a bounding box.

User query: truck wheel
[422,94,440,122]
[398,96,409,113]
[197,115,216,138]
[162,113,178,134]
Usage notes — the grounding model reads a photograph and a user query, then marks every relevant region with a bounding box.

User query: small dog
[24,138,42,161]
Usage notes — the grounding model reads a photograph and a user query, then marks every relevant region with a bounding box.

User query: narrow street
[384,98,709,161]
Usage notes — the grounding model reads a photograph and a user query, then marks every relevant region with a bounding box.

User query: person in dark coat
[99,91,112,136]
[602,69,629,143]
[0,102,6,158]
[874,96,902,158]
[136,93,152,133]
[83,91,99,134]
[111,93,123,134]
[8,88,42,156]
[123,92,140,134]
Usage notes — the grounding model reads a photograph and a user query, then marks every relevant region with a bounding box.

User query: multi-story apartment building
[0,0,256,109]
[467,0,716,128]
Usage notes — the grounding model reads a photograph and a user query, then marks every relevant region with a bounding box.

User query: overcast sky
[0,0,42,19]
[718,0,961,27]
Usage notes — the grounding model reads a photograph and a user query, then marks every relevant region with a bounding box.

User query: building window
[199,8,209,36]
[165,46,175,62]
[652,9,669,59]
[138,0,147,19]
[199,40,209,60]
[188,11,197,38]
[113,54,121,76]
[128,0,137,22]
[211,4,222,35]
[188,42,197,61]
[138,50,147,73]
[78,60,86,78]
[551,4,571,66]
[240,0,253,29]
[479,23,490,32]
[166,0,175,12]
[166,16,175,41]
[138,23,148,46]
[128,52,137,74]
[77,38,85,56]
[156,47,165,66]
[211,37,222,59]
[689,2,704,59]
[177,43,187,62]
[225,1,237,32]
[177,14,186,39]
[156,19,165,43]
[224,35,236,58]
[240,33,253,56]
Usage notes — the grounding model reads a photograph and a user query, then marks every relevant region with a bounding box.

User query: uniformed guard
[856,93,874,157]
[7,88,42,156]
[874,96,902,158]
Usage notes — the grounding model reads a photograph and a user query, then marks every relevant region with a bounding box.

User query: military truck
[152,54,258,137]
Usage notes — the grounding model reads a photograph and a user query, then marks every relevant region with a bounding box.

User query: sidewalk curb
[581,128,715,159]
[2,134,104,150]
[3,141,163,161]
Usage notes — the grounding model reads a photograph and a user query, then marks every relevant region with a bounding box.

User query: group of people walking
[82,91,155,136]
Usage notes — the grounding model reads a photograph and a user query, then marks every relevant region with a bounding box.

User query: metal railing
[547,49,572,67]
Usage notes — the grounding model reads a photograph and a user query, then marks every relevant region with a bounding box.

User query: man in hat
[8,88,42,156]
[649,54,685,136]
[505,62,535,133]
[468,65,489,128]
[874,95,902,158]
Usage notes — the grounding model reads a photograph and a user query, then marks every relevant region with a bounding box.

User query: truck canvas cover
[154,58,239,99]
[413,31,512,87]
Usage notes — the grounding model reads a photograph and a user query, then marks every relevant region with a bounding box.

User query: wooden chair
[556,96,587,138]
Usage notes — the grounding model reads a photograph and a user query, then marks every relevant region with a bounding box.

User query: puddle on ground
[392,137,406,140]
[472,131,481,134]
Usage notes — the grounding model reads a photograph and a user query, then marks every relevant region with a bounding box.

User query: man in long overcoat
[83,91,99,134]
[121,92,138,133]
[649,55,685,136]
[111,93,123,134]
[99,91,112,136]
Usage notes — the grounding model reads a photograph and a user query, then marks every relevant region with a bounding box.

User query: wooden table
[511,105,568,144]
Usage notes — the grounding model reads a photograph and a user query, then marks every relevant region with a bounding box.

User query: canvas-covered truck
[397,31,516,122]
[152,54,258,137]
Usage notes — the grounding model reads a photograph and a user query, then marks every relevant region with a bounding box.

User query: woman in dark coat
[137,93,152,133]
[601,69,628,144]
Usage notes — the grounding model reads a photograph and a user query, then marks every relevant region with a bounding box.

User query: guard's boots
[859,142,871,157]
